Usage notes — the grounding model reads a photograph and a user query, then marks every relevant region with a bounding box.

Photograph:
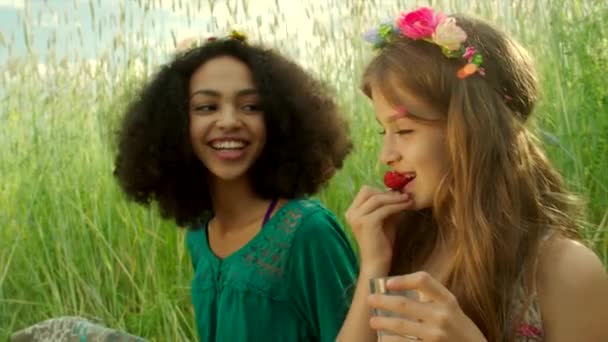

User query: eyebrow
[376,111,408,126]
[189,88,259,99]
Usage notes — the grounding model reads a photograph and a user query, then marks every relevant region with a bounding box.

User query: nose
[216,105,242,129]
[379,134,401,166]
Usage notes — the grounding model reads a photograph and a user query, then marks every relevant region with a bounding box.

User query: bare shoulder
[537,237,608,341]
[538,238,606,283]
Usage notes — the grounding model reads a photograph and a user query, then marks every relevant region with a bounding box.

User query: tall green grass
[1,0,606,339]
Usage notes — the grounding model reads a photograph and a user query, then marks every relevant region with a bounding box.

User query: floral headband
[364,7,484,79]
[175,30,248,53]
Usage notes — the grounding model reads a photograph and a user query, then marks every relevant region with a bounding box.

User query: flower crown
[364,7,484,79]
[175,30,248,53]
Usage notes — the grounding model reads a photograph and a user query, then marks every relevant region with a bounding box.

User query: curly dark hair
[114,39,352,227]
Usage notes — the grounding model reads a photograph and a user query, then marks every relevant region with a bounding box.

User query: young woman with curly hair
[114,33,357,342]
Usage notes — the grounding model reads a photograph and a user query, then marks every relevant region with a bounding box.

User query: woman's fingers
[386,272,458,305]
[369,315,424,340]
[368,293,431,321]
[348,185,383,210]
[355,191,410,216]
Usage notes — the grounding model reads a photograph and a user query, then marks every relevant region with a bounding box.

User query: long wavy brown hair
[362,14,582,341]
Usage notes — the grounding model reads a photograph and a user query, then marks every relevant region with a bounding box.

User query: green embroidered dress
[186,199,358,341]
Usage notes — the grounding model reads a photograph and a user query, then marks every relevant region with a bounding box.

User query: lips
[208,138,250,160]
[383,171,416,190]
[209,138,249,150]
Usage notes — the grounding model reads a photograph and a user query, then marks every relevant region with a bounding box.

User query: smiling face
[370,82,450,210]
[189,56,266,182]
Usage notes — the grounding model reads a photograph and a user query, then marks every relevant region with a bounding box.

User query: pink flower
[463,46,477,60]
[397,7,446,39]
[517,323,544,338]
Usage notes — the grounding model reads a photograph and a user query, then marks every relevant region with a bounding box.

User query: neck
[208,176,270,233]
[425,234,458,283]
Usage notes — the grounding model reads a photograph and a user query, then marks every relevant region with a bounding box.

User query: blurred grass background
[1,0,606,339]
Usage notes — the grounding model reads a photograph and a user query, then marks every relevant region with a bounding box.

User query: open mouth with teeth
[210,140,248,150]
[208,139,250,160]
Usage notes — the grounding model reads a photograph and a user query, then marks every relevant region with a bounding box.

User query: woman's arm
[336,187,412,342]
[336,266,389,342]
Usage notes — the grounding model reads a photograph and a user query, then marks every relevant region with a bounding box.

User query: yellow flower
[432,17,467,51]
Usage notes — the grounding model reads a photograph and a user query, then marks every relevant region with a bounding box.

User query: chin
[413,204,432,211]
[409,196,433,211]
[216,172,248,181]
[206,166,250,181]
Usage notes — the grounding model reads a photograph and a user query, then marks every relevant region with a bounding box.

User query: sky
[0,0,356,70]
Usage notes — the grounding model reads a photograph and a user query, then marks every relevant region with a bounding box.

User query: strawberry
[383,171,408,190]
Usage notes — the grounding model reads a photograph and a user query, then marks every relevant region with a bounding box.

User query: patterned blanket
[10,317,148,342]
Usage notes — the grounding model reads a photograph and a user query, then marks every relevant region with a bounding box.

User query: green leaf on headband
[473,54,483,65]
[378,24,394,38]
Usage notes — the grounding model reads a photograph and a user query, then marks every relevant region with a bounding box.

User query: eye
[193,104,217,112]
[377,129,386,135]
[241,104,263,112]
[396,129,414,135]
